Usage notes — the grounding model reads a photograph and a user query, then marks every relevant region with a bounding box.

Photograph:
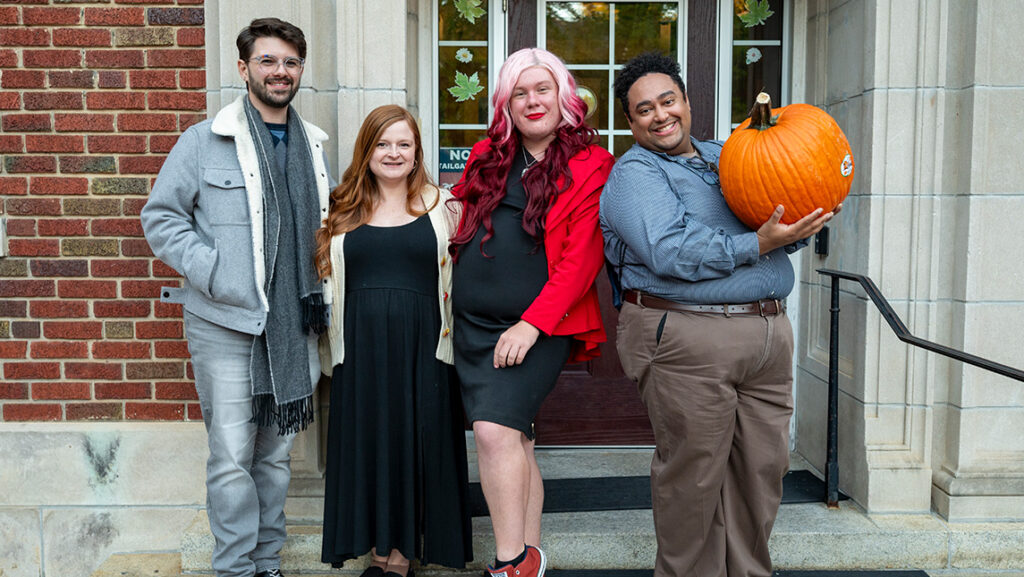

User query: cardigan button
[440,257,447,266]
[443,292,449,301]
[442,328,451,337]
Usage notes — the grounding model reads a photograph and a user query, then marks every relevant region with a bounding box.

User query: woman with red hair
[450,48,614,577]
[317,105,471,577]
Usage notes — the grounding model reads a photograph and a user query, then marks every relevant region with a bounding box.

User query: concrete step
[94,549,1024,577]
[177,447,1024,574]
[179,500,1024,574]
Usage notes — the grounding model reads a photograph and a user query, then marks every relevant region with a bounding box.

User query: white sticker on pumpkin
[840,154,853,177]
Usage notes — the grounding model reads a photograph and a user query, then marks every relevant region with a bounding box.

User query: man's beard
[247,73,299,110]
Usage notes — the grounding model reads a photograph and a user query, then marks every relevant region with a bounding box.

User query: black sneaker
[256,570,284,577]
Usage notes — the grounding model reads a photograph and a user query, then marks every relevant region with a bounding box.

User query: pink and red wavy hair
[449,48,597,258]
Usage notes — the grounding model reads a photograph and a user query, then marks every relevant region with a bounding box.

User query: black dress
[452,150,572,439]
[321,215,472,568]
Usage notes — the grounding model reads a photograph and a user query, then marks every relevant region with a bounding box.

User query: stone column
[793,0,1024,517]
[928,0,1024,521]
[336,0,413,168]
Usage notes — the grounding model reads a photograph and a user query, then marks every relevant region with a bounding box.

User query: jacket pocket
[199,168,249,225]
[208,234,260,310]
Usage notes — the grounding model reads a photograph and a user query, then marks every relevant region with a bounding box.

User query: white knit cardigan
[319,185,460,374]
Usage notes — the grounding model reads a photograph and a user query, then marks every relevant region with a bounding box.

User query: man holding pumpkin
[599,53,836,577]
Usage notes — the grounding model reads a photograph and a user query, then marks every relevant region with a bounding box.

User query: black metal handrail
[816,268,1024,508]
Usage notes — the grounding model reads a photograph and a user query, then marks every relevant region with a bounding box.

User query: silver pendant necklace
[521,146,538,178]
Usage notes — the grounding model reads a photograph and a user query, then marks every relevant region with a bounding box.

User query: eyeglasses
[680,156,720,187]
[248,55,305,73]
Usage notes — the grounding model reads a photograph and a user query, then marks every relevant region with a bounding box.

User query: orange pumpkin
[718,92,854,230]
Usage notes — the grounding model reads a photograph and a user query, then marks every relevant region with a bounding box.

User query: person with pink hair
[449,47,614,577]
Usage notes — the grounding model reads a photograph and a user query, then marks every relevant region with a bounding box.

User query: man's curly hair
[613,52,687,121]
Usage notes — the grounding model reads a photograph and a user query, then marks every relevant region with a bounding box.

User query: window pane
[731,44,781,125]
[614,3,678,64]
[439,45,489,125]
[546,2,611,65]
[613,134,634,157]
[439,0,488,41]
[732,0,783,42]
[571,69,609,131]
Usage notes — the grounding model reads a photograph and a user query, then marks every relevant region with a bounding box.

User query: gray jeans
[185,310,319,577]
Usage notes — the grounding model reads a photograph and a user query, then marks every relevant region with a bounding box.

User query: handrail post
[825,275,841,508]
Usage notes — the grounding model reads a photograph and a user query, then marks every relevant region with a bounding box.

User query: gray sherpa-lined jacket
[140,95,333,336]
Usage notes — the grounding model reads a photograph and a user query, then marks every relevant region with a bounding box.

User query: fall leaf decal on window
[448,71,484,102]
[454,0,485,24]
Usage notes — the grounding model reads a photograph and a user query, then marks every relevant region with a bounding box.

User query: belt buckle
[758,299,775,317]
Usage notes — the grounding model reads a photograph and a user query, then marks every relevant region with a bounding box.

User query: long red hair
[449,48,596,259]
[314,105,436,279]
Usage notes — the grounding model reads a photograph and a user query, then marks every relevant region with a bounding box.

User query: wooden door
[508,0,719,445]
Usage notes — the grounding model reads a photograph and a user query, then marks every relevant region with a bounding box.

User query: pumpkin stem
[747,92,775,131]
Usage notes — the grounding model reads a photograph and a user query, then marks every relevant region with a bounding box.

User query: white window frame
[715,0,791,138]
[428,0,506,179]
[535,0,688,155]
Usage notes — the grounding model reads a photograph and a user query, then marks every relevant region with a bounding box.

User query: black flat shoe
[359,566,386,577]
[384,567,414,577]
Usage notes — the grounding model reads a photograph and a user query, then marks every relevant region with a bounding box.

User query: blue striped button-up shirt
[599,139,804,305]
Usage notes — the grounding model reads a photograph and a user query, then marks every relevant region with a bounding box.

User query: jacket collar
[211,95,329,144]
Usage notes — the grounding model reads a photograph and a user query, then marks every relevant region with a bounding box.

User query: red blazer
[456,139,615,362]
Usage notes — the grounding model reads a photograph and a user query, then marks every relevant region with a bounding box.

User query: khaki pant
[617,302,794,577]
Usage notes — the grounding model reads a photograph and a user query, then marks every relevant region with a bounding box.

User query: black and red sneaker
[485,545,546,577]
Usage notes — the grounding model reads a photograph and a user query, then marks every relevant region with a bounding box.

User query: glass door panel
[543,1,682,156]
[728,0,784,126]
[437,0,492,187]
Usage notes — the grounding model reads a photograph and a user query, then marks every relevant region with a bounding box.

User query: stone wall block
[824,0,867,101]
[0,423,207,506]
[973,88,1024,194]
[0,508,41,577]
[42,507,198,577]
[963,197,1024,302]
[974,0,1024,87]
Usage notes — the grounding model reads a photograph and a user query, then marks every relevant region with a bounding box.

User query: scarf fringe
[251,393,316,436]
[302,293,329,335]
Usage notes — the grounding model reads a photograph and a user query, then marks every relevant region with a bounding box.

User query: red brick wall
[0,0,206,422]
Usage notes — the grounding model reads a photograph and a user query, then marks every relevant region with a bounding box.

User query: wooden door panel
[535,269,654,445]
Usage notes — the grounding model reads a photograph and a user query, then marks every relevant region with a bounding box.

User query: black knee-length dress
[321,215,472,568]
[453,150,572,439]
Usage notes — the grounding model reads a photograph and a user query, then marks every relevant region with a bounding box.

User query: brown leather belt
[623,290,785,317]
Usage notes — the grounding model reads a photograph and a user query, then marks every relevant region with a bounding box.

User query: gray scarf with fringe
[242,96,327,435]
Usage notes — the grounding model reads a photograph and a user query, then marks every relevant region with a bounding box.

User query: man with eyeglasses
[141,17,333,577]
[599,53,836,577]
